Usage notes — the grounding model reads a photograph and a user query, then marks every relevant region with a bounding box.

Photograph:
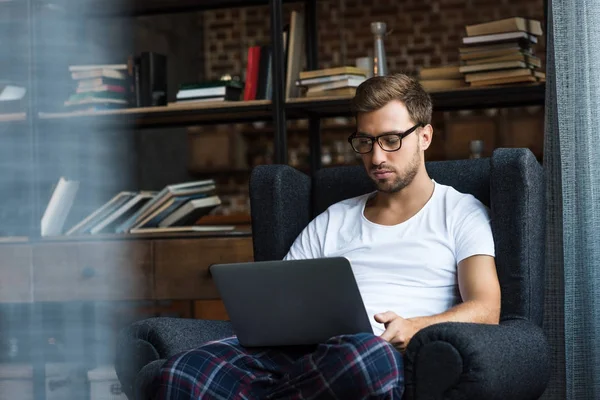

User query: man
[157,73,501,400]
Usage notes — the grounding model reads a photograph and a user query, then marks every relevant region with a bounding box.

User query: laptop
[209,257,373,347]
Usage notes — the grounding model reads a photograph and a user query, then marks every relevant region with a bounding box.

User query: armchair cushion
[490,149,546,325]
[403,318,550,400]
[115,317,233,399]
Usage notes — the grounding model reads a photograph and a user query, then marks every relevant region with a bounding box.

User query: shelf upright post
[26,0,46,397]
[270,0,288,165]
[305,0,321,174]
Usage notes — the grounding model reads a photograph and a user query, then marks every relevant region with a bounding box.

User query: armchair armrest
[403,318,550,400]
[115,317,233,399]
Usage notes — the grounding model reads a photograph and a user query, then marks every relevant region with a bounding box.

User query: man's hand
[375,311,420,352]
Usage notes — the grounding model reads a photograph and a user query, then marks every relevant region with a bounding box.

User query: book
[76,77,127,90]
[176,81,243,100]
[464,68,535,83]
[296,73,367,87]
[65,192,136,235]
[469,75,538,86]
[75,85,126,94]
[418,65,462,80]
[130,226,235,234]
[244,46,261,101]
[178,80,244,90]
[460,47,533,61]
[158,196,222,227]
[41,177,79,236]
[88,192,154,234]
[419,79,467,91]
[285,10,306,99]
[167,98,227,105]
[299,66,367,81]
[68,64,128,72]
[176,86,242,102]
[459,60,529,74]
[465,17,543,37]
[459,41,533,54]
[64,97,127,107]
[71,69,127,81]
[463,53,540,67]
[134,192,212,228]
[256,45,273,100]
[305,87,356,97]
[305,77,366,93]
[462,31,538,46]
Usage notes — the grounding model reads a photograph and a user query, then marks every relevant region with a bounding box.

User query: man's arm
[377,254,501,350]
[408,254,501,330]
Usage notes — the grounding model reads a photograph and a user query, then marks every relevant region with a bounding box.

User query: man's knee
[159,338,240,383]
[314,333,404,397]
[327,333,404,377]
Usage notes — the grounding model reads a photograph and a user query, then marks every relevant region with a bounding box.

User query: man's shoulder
[433,181,489,214]
[327,192,373,212]
[307,192,372,230]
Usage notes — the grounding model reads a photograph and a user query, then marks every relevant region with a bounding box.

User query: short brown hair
[351,73,433,125]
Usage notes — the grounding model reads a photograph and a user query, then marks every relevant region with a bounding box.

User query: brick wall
[203,0,546,79]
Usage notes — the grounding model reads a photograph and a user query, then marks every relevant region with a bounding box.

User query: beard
[370,146,421,193]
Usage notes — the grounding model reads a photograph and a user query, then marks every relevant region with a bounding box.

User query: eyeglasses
[347,123,423,154]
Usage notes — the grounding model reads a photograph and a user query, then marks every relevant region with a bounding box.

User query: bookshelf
[0,0,549,172]
[26,83,546,127]
[38,99,273,127]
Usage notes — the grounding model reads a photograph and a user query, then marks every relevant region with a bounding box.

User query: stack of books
[55,179,231,236]
[458,17,546,87]
[417,65,466,91]
[296,66,367,98]
[169,79,244,106]
[63,64,129,111]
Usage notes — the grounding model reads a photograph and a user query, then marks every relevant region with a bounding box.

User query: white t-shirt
[284,180,495,335]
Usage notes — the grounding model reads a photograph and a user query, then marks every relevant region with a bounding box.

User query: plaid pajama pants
[157,332,404,400]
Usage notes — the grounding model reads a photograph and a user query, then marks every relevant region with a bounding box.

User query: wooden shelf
[240,122,352,136]
[49,0,301,16]
[0,229,252,245]
[31,84,545,128]
[38,227,251,243]
[37,100,272,128]
[0,112,26,123]
[285,83,546,118]
[190,168,252,177]
[197,214,251,225]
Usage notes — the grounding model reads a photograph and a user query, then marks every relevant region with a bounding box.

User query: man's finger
[380,326,396,343]
[374,311,397,323]
[380,328,394,342]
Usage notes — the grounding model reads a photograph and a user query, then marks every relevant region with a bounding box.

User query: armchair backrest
[310,158,491,217]
[249,148,546,326]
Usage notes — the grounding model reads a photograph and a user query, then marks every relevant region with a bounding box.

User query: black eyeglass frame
[347,123,424,154]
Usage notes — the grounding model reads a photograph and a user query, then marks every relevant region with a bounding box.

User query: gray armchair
[115,148,550,399]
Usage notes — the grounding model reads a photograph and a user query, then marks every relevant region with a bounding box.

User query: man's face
[355,100,423,193]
